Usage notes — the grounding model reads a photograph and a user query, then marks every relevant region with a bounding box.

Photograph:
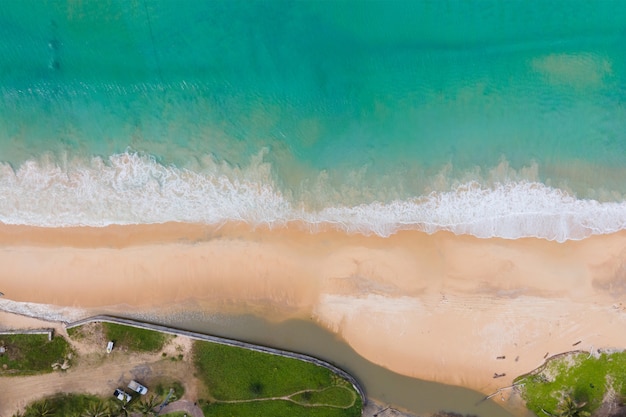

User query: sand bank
[1,222,626,410]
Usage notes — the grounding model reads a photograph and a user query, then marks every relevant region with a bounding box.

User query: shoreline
[2,222,626,414]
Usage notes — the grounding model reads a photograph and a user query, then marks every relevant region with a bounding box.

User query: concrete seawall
[67,314,367,409]
[0,328,54,341]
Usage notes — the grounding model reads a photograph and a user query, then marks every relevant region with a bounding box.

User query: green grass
[0,333,71,376]
[102,322,170,352]
[290,386,356,407]
[516,351,626,416]
[194,342,333,399]
[66,327,82,340]
[202,399,362,417]
[194,341,362,417]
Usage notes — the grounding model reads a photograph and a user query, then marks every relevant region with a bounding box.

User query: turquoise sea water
[1,0,626,240]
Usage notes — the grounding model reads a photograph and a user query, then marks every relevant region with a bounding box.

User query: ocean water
[1,0,626,241]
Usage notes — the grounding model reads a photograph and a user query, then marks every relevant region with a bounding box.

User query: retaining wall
[0,329,53,341]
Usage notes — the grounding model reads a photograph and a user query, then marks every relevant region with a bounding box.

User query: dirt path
[0,330,201,416]
[216,386,357,409]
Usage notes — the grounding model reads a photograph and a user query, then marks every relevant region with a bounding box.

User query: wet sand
[1,222,626,415]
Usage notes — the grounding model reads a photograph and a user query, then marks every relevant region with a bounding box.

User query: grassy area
[0,333,71,376]
[202,400,361,417]
[516,351,626,416]
[102,322,171,352]
[66,326,83,340]
[194,341,362,417]
[290,386,356,407]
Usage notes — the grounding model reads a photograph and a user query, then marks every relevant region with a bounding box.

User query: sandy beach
[2,222,626,414]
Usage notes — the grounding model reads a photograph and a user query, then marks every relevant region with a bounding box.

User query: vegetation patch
[13,392,166,417]
[290,386,356,407]
[135,394,165,415]
[102,322,170,352]
[516,350,626,416]
[48,393,104,417]
[202,400,360,417]
[16,393,109,417]
[153,379,185,401]
[0,333,71,376]
[195,342,332,399]
[194,341,361,417]
[66,326,83,340]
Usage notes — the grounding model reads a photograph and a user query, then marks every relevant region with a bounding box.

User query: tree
[106,401,130,417]
[556,395,591,417]
[136,395,161,416]
[24,400,54,417]
[81,400,110,417]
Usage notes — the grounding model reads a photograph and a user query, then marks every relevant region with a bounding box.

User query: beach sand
[1,222,626,413]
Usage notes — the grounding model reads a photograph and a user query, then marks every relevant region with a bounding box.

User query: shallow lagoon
[149,311,526,417]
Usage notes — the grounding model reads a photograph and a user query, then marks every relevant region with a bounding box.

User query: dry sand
[1,222,626,414]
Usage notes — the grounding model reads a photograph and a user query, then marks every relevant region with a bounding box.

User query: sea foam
[1,152,625,242]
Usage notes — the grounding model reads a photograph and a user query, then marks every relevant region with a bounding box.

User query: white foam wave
[1,152,625,242]
[0,299,87,324]
[317,182,626,241]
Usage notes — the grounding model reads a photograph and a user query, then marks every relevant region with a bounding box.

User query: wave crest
[319,182,626,241]
[1,152,625,242]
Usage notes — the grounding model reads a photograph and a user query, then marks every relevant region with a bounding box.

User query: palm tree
[136,395,161,416]
[556,395,591,417]
[81,400,109,417]
[25,400,54,417]
[110,396,141,417]
[106,401,129,417]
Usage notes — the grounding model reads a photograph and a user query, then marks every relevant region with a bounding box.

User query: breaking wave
[1,151,625,242]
